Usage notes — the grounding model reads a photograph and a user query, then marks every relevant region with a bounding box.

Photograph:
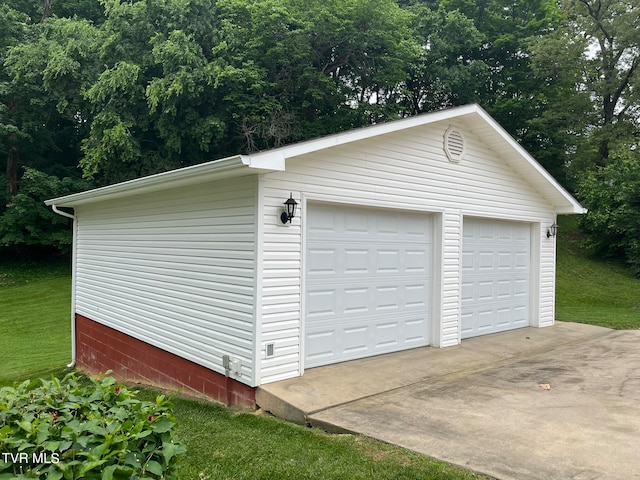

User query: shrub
[0,167,89,254]
[0,372,186,479]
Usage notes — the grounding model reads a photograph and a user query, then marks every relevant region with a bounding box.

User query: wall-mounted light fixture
[280,193,298,224]
[546,222,558,238]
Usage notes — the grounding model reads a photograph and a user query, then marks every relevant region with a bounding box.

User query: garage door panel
[309,243,429,278]
[514,252,529,268]
[305,330,335,364]
[461,218,530,339]
[377,250,401,273]
[406,250,429,272]
[375,321,400,347]
[406,318,429,343]
[406,284,428,307]
[305,203,431,368]
[514,278,528,296]
[307,248,337,275]
[306,289,336,319]
[478,251,494,269]
[344,287,369,313]
[461,251,474,269]
[461,281,473,302]
[306,312,429,365]
[497,280,511,298]
[496,308,512,326]
[307,282,429,318]
[345,249,369,273]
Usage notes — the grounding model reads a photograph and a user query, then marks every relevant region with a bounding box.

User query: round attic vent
[444,126,465,163]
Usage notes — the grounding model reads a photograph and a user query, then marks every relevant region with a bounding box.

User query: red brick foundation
[74,314,256,408]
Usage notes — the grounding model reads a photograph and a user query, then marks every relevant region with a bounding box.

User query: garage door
[461,218,530,339]
[305,203,431,368]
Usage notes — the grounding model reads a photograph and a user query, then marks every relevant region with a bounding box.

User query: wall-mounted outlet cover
[266,343,275,357]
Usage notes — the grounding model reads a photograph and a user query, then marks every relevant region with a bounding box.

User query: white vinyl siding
[539,223,556,327]
[259,121,557,383]
[258,187,303,384]
[440,210,463,347]
[75,176,259,385]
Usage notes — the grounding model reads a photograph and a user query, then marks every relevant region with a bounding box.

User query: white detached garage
[46,104,585,407]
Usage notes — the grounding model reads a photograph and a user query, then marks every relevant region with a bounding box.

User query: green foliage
[2,0,640,259]
[0,168,87,252]
[404,4,487,112]
[0,372,186,479]
[578,149,640,275]
[2,0,589,189]
[532,0,640,168]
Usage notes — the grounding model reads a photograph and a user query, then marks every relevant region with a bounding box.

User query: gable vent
[444,126,465,163]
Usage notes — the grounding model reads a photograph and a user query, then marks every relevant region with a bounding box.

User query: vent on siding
[444,126,465,163]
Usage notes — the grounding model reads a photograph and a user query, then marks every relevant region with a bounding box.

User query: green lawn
[0,260,72,386]
[555,215,640,329]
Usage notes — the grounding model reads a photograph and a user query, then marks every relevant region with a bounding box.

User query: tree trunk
[597,138,609,167]
[42,0,52,20]
[6,143,18,201]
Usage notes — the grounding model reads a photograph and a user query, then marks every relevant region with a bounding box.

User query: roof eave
[45,103,586,215]
[45,154,285,208]
[555,205,588,215]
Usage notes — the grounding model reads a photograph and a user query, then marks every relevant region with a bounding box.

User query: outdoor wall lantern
[280,193,298,224]
[546,222,558,238]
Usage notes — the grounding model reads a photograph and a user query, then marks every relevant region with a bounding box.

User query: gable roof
[46,104,585,214]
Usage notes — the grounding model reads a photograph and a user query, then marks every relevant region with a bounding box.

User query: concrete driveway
[257,322,640,480]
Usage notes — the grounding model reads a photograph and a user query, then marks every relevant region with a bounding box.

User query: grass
[0,258,71,386]
[163,394,484,480]
[0,259,487,479]
[0,256,71,288]
[555,215,640,329]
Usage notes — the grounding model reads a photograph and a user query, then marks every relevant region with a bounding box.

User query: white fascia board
[46,155,253,207]
[240,153,286,171]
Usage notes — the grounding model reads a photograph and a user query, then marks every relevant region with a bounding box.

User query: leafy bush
[0,372,186,479]
[0,168,89,254]
[578,148,640,276]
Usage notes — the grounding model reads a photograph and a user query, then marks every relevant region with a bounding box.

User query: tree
[401,4,487,114]
[211,0,422,149]
[578,147,640,275]
[0,167,87,254]
[412,0,576,183]
[530,1,640,266]
[531,0,640,169]
[3,15,100,191]
[77,0,423,181]
[0,3,29,202]
[572,0,640,165]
